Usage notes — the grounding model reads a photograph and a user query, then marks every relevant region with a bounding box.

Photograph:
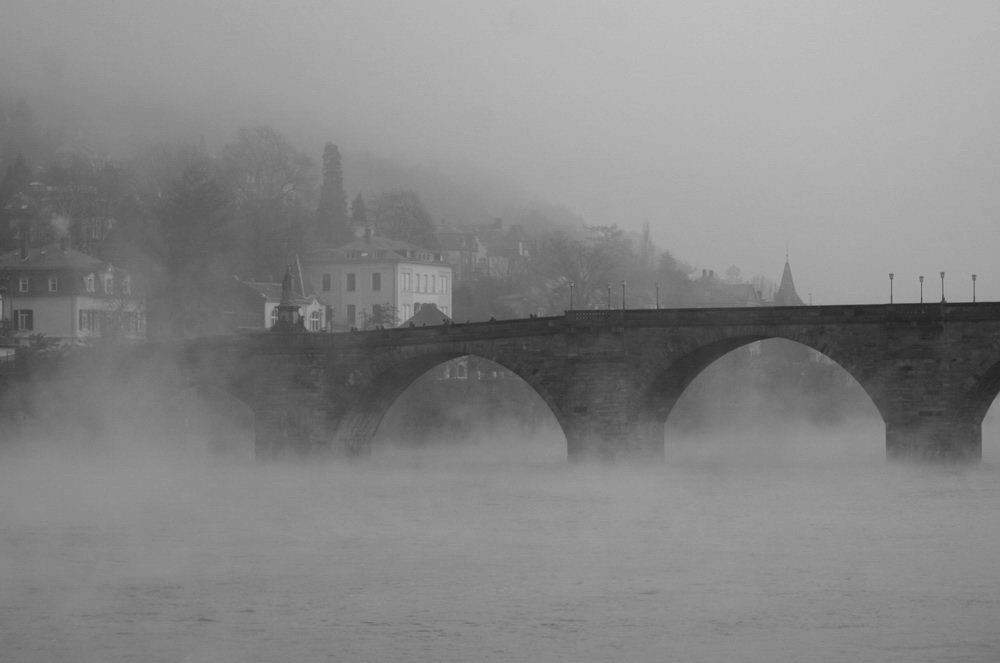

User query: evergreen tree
[349,193,368,238]
[316,142,349,245]
[0,153,31,204]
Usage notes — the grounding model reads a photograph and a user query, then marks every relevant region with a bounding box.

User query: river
[2,424,999,662]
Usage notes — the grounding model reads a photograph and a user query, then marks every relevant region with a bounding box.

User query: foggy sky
[4,1,1000,304]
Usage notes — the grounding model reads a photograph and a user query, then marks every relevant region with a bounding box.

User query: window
[430,275,436,293]
[347,304,356,325]
[372,272,381,291]
[122,275,131,295]
[270,308,278,327]
[322,273,331,292]
[104,275,113,294]
[48,276,58,292]
[372,303,383,323]
[85,274,95,293]
[441,275,448,294]
[309,310,321,331]
[421,274,427,292]
[347,273,356,292]
[18,278,28,293]
[14,309,33,331]
[79,309,99,333]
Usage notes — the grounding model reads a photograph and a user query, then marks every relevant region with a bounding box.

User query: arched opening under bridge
[373,355,566,465]
[662,338,883,465]
[977,399,1000,465]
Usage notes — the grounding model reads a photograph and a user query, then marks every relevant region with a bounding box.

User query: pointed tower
[774,253,804,306]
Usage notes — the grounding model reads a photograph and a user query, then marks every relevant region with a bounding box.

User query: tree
[362,302,398,329]
[349,193,368,236]
[533,225,631,309]
[369,190,438,248]
[316,142,350,245]
[159,159,233,276]
[221,125,315,279]
[154,158,235,337]
[0,153,31,204]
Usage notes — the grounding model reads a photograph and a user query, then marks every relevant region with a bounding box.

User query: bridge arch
[331,350,571,456]
[637,333,888,448]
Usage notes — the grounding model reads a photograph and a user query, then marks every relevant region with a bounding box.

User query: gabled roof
[240,279,316,306]
[403,303,452,327]
[0,243,109,271]
[774,259,804,306]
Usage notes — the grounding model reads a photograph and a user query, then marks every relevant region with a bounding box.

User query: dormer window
[18,277,28,293]
[122,275,131,295]
[85,274,95,293]
[48,276,58,293]
[104,274,113,294]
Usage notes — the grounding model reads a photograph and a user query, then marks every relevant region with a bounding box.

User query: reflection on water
[2,429,999,663]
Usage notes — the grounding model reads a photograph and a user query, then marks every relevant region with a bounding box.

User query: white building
[0,242,144,342]
[303,236,453,329]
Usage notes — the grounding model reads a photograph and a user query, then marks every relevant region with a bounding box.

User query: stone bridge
[184,302,1000,462]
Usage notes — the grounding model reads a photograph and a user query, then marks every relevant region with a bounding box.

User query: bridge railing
[565,302,1000,327]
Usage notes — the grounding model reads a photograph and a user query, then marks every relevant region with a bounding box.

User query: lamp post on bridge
[972,274,977,302]
[919,275,924,303]
[568,281,574,311]
[889,273,894,304]
[621,280,626,310]
[607,284,612,310]
[940,271,946,303]
[655,282,660,309]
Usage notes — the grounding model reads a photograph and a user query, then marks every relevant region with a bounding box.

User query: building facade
[0,242,144,342]
[303,236,453,329]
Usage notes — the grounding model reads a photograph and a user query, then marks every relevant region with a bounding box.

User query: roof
[305,235,446,265]
[0,243,109,271]
[774,260,804,306]
[240,279,316,306]
[437,231,481,252]
[403,303,452,326]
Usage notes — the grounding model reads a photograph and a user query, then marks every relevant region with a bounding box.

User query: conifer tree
[349,193,368,236]
[317,142,349,245]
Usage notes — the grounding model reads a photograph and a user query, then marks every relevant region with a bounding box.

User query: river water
[2,425,999,663]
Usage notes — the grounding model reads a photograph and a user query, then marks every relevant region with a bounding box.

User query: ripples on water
[1,428,999,662]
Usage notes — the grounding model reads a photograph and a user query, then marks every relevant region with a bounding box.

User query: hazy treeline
[0,92,772,330]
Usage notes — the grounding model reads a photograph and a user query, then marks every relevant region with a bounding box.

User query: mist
[5,2,1000,302]
[4,2,1000,660]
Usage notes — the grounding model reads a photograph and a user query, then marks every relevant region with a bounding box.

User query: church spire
[774,254,804,306]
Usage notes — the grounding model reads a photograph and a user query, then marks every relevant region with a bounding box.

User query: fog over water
[2,383,1000,662]
[4,2,1000,659]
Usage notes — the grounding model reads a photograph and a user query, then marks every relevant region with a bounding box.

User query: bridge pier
[885,416,982,462]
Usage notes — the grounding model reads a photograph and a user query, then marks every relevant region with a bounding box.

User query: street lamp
[940,271,946,303]
[919,275,924,303]
[621,280,626,310]
[972,274,977,302]
[607,284,612,310]
[655,282,660,309]
[889,273,894,304]
[568,281,574,310]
